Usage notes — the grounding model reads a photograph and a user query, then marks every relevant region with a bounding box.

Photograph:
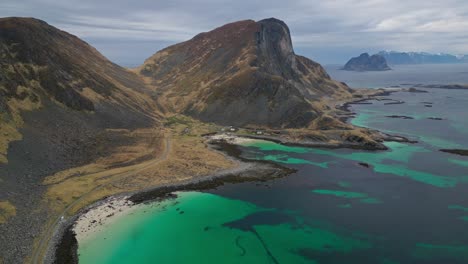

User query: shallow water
[78,88,468,264]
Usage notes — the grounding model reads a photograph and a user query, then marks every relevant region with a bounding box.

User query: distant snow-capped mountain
[377,51,468,64]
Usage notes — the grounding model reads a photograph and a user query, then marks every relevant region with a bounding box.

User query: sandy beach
[72,196,140,243]
[68,138,287,251]
[208,133,259,145]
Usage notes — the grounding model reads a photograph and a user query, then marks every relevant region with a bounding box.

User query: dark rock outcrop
[386,115,414,120]
[407,88,428,93]
[358,162,371,168]
[414,84,468,90]
[440,149,468,156]
[343,53,391,71]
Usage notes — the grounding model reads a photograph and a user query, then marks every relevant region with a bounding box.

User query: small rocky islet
[342,53,391,71]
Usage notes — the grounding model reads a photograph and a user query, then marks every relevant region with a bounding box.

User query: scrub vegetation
[0,200,16,224]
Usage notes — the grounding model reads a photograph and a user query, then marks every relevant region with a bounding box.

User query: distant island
[342,53,391,71]
[378,51,468,64]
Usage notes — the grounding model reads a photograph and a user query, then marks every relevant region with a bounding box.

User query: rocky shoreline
[337,88,417,145]
[335,88,398,114]
[440,149,468,156]
[209,89,417,152]
[237,131,416,151]
[49,140,295,264]
[414,84,468,90]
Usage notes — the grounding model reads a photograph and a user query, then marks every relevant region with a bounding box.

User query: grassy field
[0,81,42,164]
[42,115,232,214]
[43,127,165,214]
[0,200,16,224]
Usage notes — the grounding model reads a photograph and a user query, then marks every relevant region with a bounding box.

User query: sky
[1,0,468,66]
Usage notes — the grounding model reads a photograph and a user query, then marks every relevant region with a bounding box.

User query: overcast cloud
[1,0,468,66]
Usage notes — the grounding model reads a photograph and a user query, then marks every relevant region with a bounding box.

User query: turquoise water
[78,89,468,263]
[325,63,468,89]
[243,140,462,188]
[79,192,372,264]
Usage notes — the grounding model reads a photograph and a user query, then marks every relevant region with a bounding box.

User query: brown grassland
[0,200,16,224]
[30,115,237,262]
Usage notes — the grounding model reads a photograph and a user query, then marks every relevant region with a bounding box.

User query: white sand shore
[208,133,258,145]
[73,135,258,244]
[73,196,140,243]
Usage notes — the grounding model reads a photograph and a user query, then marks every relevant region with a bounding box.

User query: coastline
[49,140,295,264]
[48,87,414,263]
[233,87,415,151]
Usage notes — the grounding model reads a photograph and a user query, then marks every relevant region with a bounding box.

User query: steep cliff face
[139,18,351,128]
[343,53,391,71]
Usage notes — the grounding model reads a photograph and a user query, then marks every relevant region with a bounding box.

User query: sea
[325,63,468,88]
[77,64,468,264]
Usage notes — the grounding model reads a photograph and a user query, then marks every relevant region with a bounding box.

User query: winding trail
[31,134,171,264]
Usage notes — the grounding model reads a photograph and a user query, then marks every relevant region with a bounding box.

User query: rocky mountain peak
[255,18,296,78]
[359,53,370,58]
[139,18,351,128]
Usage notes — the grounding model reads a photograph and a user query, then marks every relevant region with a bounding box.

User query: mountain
[0,17,160,261]
[343,53,391,71]
[0,17,160,165]
[138,18,352,128]
[458,55,468,63]
[378,51,465,64]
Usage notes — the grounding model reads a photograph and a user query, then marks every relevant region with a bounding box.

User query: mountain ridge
[378,50,468,64]
[138,18,352,128]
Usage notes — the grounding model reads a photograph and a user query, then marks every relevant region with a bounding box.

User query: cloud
[1,0,468,65]
[56,14,200,41]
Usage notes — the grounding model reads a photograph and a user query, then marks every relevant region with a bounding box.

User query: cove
[77,89,468,264]
[78,192,372,264]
